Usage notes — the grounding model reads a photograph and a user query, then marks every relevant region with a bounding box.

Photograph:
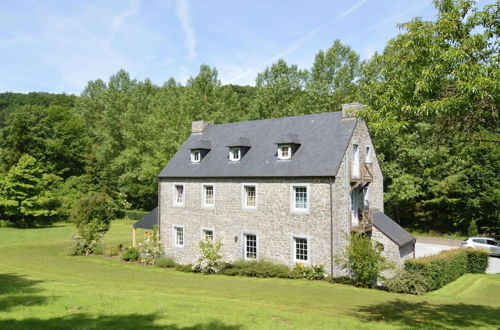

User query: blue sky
[0,0,491,94]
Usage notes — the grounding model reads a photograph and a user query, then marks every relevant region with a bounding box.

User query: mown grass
[0,220,499,329]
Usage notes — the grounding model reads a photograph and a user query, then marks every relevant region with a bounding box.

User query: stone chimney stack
[342,102,364,118]
[191,120,212,134]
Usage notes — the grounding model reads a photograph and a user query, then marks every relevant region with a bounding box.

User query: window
[292,185,308,212]
[244,234,257,259]
[472,238,486,244]
[363,187,369,209]
[294,237,308,262]
[191,150,201,163]
[203,185,214,207]
[229,147,241,161]
[174,226,184,247]
[278,144,291,160]
[365,146,372,163]
[203,229,214,240]
[352,143,360,177]
[173,184,184,206]
[243,185,256,208]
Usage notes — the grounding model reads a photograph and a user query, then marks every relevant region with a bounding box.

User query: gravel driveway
[414,238,500,274]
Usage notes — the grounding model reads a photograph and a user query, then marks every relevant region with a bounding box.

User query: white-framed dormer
[229,147,241,162]
[241,183,257,210]
[190,149,201,163]
[290,184,310,214]
[173,225,185,248]
[172,183,185,207]
[290,234,310,265]
[201,183,215,208]
[278,144,292,160]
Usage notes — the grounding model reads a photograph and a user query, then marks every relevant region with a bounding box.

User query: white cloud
[176,0,196,60]
[336,0,368,20]
[111,0,140,34]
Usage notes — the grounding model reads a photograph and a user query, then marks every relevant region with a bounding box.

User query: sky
[0,0,492,94]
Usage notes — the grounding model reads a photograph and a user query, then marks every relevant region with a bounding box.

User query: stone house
[155,103,415,274]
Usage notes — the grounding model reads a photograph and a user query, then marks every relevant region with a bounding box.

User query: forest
[0,0,498,234]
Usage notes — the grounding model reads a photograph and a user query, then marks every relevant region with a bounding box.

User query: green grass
[410,230,468,241]
[0,221,498,329]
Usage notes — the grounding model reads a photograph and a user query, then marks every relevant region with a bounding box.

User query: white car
[461,237,500,256]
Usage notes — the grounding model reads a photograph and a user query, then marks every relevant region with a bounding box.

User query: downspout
[157,179,161,241]
[329,176,334,275]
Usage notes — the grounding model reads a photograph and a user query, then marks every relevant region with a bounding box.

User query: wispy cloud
[176,0,196,60]
[336,0,368,20]
[111,0,140,34]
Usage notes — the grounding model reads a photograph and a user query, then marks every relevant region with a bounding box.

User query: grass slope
[0,220,498,329]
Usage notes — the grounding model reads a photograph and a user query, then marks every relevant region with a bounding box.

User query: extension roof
[373,210,416,247]
[133,207,158,229]
[159,112,357,178]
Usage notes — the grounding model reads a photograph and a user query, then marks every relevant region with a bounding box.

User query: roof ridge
[207,111,342,128]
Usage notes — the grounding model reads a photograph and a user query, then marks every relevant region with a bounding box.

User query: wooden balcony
[351,209,373,233]
[350,162,373,191]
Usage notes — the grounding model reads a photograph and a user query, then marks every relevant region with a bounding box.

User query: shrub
[104,244,122,256]
[137,230,163,265]
[292,263,326,280]
[175,263,194,272]
[404,249,467,291]
[93,244,104,255]
[156,256,176,268]
[468,219,479,237]
[122,247,140,262]
[385,269,431,295]
[328,276,352,285]
[335,233,392,288]
[193,239,226,274]
[464,249,489,273]
[69,193,115,255]
[221,259,300,279]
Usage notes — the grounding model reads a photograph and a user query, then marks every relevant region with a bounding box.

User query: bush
[122,247,140,262]
[137,230,163,265]
[174,263,194,272]
[221,259,300,279]
[468,219,479,237]
[93,244,104,255]
[156,256,176,268]
[385,269,431,295]
[69,193,115,255]
[328,276,352,285]
[104,244,122,256]
[464,249,489,273]
[292,263,326,280]
[193,239,226,274]
[335,233,392,288]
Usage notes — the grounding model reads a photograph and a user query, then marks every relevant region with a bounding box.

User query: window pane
[175,227,184,246]
[282,146,289,158]
[295,187,307,209]
[245,186,256,207]
[205,185,214,205]
[245,234,257,259]
[295,237,308,261]
[175,185,184,204]
[204,229,213,240]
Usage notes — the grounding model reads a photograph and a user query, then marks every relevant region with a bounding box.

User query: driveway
[414,237,500,275]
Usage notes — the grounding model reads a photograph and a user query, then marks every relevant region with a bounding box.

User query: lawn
[0,221,498,329]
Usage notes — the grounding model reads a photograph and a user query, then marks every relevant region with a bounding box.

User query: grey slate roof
[372,209,416,247]
[133,207,158,229]
[159,112,357,178]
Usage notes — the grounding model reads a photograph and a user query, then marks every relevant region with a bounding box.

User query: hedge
[401,248,489,292]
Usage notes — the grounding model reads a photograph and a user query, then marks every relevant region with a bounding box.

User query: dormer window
[191,150,201,163]
[229,147,241,161]
[278,144,291,160]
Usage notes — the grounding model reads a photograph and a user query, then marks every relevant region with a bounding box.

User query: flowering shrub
[137,230,163,265]
[292,263,326,280]
[68,223,104,256]
[193,239,226,274]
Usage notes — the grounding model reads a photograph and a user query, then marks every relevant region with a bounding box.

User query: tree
[0,155,60,227]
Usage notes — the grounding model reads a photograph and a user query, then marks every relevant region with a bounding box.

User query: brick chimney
[342,103,364,118]
[191,120,212,134]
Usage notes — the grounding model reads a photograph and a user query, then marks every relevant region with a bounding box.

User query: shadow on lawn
[0,314,242,330]
[0,273,50,312]
[351,299,500,329]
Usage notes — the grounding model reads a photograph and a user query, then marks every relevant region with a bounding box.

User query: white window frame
[243,233,258,260]
[291,235,310,264]
[229,147,241,161]
[202,228,214,240]
[190,150,201,163]
[241,184,257,210]
[352,143,360,178]
[201,184,215,208]
[278,144,291,160]
[173,225,184,248]
[290,184,310,214]
[172,183,185,207]
[365,145,372,164]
